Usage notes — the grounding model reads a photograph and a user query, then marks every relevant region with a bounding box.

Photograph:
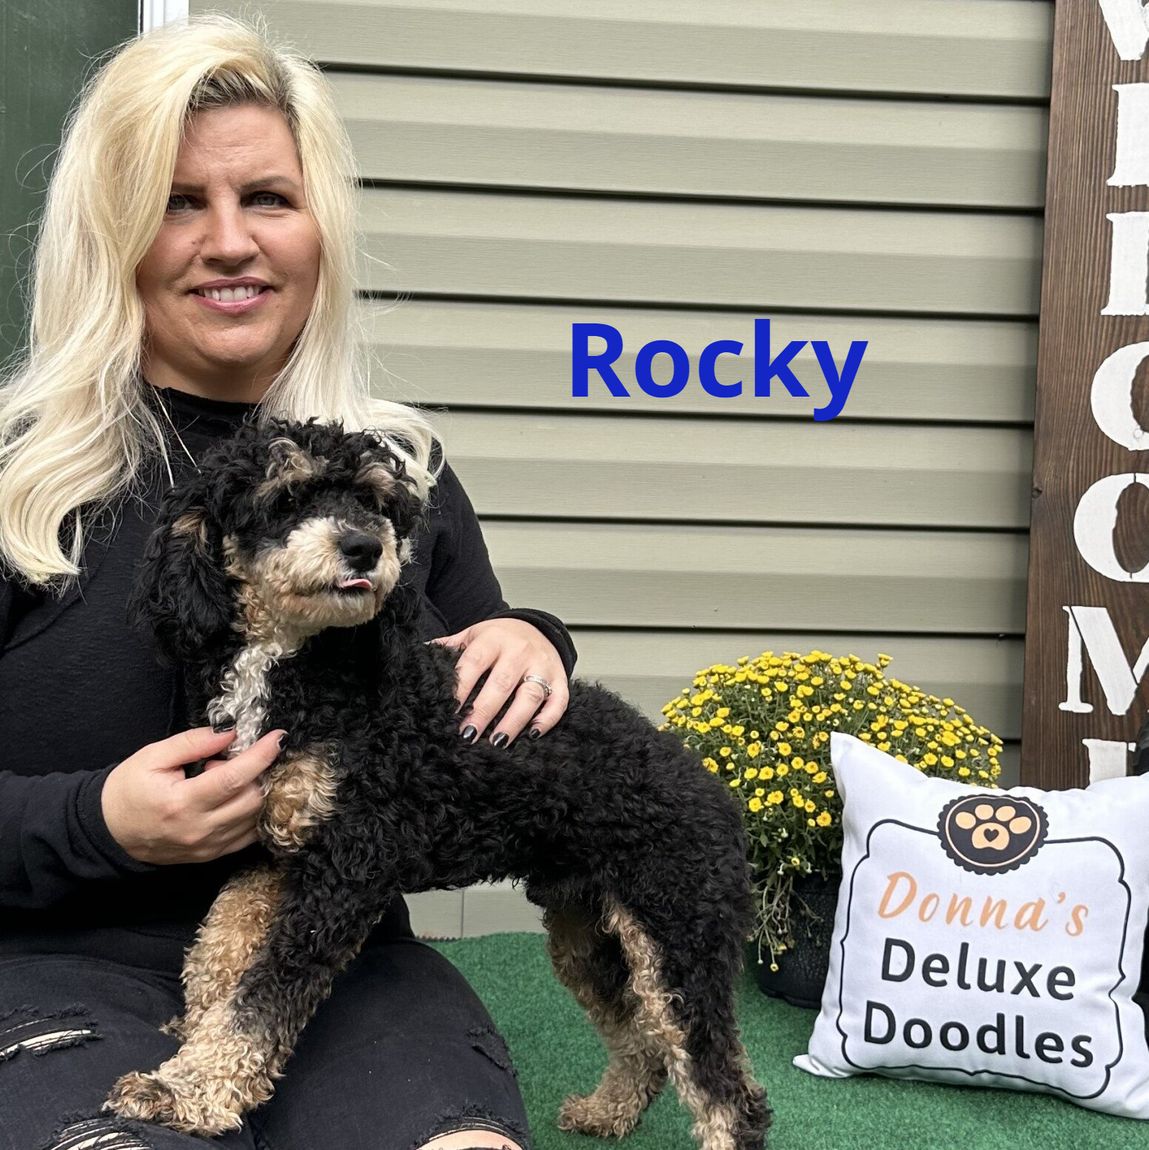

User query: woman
[0,16,571,1150]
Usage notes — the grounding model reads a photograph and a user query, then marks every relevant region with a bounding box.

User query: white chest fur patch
[208,637,297,753]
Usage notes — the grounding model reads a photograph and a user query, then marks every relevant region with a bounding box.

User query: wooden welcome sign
[1023,1,1149,788]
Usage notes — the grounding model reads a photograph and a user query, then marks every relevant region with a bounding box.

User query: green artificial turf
[432,933,1149,1150]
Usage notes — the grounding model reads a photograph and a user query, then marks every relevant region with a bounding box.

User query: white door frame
[140,0,189,33]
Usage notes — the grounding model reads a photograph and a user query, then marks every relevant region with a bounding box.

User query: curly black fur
[129,418,771,1149]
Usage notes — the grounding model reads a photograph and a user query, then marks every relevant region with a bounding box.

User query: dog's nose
[339,532,383,572]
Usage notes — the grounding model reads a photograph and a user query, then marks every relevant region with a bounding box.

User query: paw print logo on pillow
[937,795,1048,875]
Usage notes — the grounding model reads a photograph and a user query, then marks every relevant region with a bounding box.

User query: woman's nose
[201,205,259,265]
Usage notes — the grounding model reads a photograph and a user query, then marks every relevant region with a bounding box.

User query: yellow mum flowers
[661,649,1004,962]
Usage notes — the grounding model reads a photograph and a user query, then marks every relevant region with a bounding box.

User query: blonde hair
[0,13,436,591]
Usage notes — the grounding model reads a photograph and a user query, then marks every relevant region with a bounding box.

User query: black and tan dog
[105,418,770,1150]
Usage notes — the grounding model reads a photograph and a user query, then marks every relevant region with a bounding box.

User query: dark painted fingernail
[491,732,509,749]
[277,733,287,750]
[460,724,478,743]
[528,727,542,740]
[212,715,236,733]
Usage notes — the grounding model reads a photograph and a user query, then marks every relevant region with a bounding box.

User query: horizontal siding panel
[359,189,1043,316]
[460,883,546,934]
[370,303,1037,424]
[439,412,1032,529]
[571,629,1022,740]
[403,890,463,936]
[404,885,546,937]
[336,74,1047,209]
[244,0,1052,100]
[482,521,1027,635]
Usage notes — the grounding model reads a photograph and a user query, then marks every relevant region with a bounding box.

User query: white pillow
[795,732,1149,1119]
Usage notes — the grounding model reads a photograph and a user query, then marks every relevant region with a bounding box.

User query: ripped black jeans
[0,907,529,1150]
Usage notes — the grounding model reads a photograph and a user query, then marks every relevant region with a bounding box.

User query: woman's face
[136,104,321,402]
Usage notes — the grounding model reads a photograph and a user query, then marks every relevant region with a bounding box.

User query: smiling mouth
[193,285,269,302]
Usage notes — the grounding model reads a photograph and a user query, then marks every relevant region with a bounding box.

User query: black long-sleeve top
[0,387,575,940]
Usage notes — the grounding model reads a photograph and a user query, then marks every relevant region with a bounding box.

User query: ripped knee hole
[0,1006,100,1062]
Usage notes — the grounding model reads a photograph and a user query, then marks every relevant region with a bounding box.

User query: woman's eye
[166,193,195,213]
[250,191,288,208]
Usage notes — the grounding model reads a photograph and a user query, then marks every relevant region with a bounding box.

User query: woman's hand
[101,726,286,864]
[431,618,569,746]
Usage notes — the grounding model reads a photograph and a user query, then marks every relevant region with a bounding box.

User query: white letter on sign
[1091,342,1149,449]
[1083,739,1137,783]
[1061,605,1149,716]
[1109,85,1149,186]
[1074,474,1149,580]
[1098,0,1149,61]
[1103,213,1149,315]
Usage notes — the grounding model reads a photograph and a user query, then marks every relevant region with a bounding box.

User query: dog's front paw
[558,1091,643,1139]
[105,1070,244,1135]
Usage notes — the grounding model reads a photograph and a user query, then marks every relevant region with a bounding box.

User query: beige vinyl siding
[478,523,1027,637]
[253,0,1052,100]
[572,632,1021,746]
[200,0,1049,934]
[358,189,1043,315]
[437,415,1033,529]
[334,74,1048,208]
[368,303,1038,423]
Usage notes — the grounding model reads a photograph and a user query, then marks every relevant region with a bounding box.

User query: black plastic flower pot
[750,873,840,1010]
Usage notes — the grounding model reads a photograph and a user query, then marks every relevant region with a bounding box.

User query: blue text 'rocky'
[571,319,867,421]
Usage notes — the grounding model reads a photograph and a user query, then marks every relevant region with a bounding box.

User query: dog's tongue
[337,578,373,591]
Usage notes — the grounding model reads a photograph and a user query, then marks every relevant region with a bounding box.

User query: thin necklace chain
[153,389,202,486]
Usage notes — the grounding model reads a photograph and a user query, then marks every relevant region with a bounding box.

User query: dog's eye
[270,494,309,521]
[354,486,384,510]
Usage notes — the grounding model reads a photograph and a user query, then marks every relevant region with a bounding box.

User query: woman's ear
[129,492,233,663]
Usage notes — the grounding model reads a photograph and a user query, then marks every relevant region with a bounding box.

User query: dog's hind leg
[605,900,771,1150]
[544,901,667,1138]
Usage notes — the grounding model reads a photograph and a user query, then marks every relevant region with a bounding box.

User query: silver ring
[521,674,553,699]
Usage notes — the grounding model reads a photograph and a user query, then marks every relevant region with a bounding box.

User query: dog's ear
[355,445,425,542]
[383,475,424,544]
[129,482,233,663]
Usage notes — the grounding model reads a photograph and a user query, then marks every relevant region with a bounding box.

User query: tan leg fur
[106,866,284,1133]
[606,902,742,1150]
[259,743,339,851]
[546,908,666,1138]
